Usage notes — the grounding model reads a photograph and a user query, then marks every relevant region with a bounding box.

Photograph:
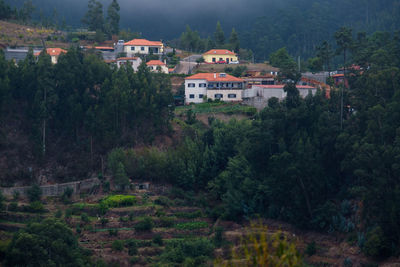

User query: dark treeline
[0,48,173,184]
[108,30,400,258]
[4,0,400,61]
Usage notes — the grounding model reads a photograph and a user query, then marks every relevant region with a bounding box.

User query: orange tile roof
[146,60,166,66]
[203,49,236,56]
[255,85,316,89]
[124,39,163,46]
[34,48,67,57]
[185,73,243,82]
[117,57,139,61]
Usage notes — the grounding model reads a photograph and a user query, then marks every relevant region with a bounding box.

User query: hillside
[0,20,68,48]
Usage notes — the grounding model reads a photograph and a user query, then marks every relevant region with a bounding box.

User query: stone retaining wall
[0,178,101,197]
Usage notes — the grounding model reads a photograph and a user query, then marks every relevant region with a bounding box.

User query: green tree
[214,21,225,47]
[106,0,120,35]
[82,0,104,31]
[114,162,129,191]
[229,28,240,53]
[19,0,35,22]
[5,219,91,266]
[334,27,353,129]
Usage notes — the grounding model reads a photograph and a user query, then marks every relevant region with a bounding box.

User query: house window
[228,94,237,98]
[131,47,135,51]
[188,83,195,88]
[199,94,204,99]
[212,58,216,62]
[208,83,214,88]
[199,83,207,87]
[189,94,195,99]
[141,47,145,51]
[214,94,223,99]
[150,66,154,70]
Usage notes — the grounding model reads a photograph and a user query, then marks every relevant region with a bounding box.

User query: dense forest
[3,0,400,60]
[103,30,399,258]
[0,48,173,185]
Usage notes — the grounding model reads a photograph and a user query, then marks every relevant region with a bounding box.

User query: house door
[226,58,229,63]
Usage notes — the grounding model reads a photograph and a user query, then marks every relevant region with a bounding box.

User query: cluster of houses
[28,38,324,108]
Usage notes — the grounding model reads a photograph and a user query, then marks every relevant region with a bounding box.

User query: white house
[146,60,168,74]
[123,38,164,57]
[34,48,67,64]
[185,73,244,104]
[115,57,142,71]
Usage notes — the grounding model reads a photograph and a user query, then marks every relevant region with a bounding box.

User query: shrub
[305,241,316,256]
[8,202,18,212]
[62,187,74,203]
[134,217,153,232]
[158,238,214,266]
[175,210,203,219]
[108,229,119,236]
[112,240,124,251]
[28,201,45,213]
[55,209,62,218]
[12,191,20,201]
[158,216,175,228]
[100,217,108,226]
[80,213,90,224]
[344,258,353,267]
[362,226,389,257]
[27,184,42,202]
[154,196,171,207]
[126,239,138,256]
[152,234,163,246]
[101,195,136,208]
[130,256,139,264]
[214,226,224,247]
[175,221,208,230]
[65,208,72,218]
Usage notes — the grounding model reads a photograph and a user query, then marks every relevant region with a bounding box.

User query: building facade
[115,57,142,71]
[185,73,244,104]
[202,49,238,64]
[123,39,164,57]
[146,60,169,73]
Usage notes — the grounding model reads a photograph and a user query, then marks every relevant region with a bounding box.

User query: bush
[100,217,108,226]
[130,256,139,264]
[126,239,138,256]
[112,240,124,251]
[80,213,90,224]
[108,229,119,236]
[214,226,224,247]
[65,208,72,218]
[158,216,175,228]
[305,241,316,256]
[158,238,214,266]
[27,184,42,202]
[62,187,73,203]
[28,201,45,213]
[134,217,153,232]
[101,195,136,208]
[154,196,172,207]
[175,221,208,230]
[8,202,18,212]
[152,234,163,246]
[362,226,389,257]
[55,209,62,218]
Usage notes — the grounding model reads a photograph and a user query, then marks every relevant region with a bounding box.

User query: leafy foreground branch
[216,222,302,267]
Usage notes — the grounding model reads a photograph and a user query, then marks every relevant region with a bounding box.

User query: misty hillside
[5,0,400,59]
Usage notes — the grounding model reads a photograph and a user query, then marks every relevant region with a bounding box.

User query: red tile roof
[34,48,67,57]
[146,60,166,66]
[124,39,163,46]
[203,49,236,56]
[185,73,243,82]
[255,85,316,89]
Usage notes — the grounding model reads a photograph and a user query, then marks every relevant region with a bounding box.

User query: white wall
[124,45,163,56]
[207,89,243,102]
[185,79,207,104]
